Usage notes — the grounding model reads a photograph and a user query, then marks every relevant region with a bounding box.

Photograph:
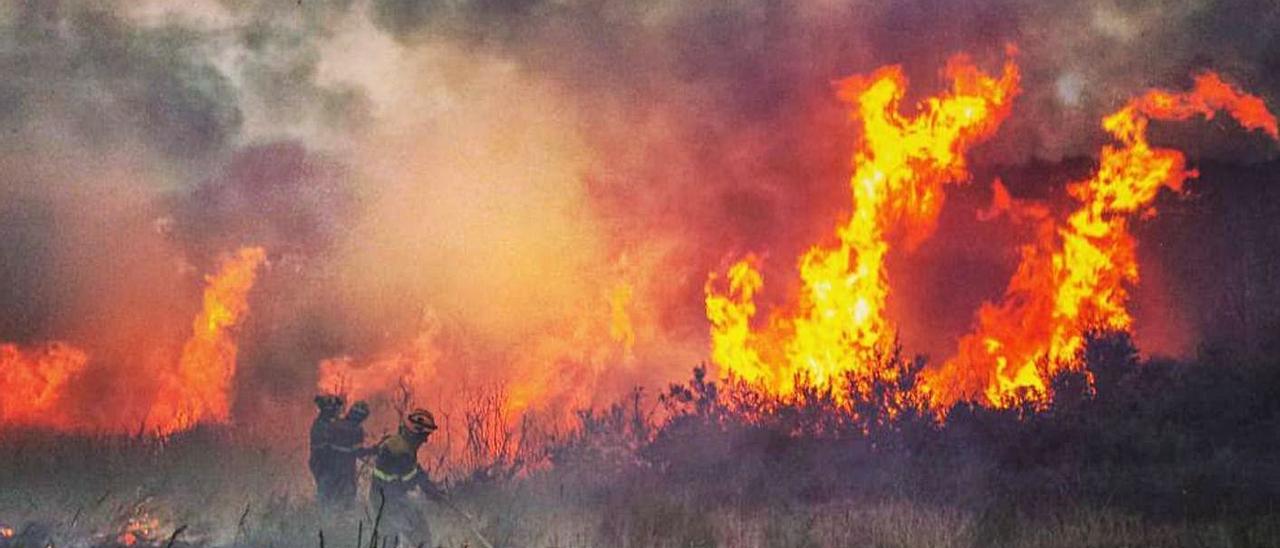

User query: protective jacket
[371,432,425,486]
[367,429,443,545]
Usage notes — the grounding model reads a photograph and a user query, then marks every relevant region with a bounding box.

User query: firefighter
[368,408,445,545]
[309,394,345,505]
[327,400,371,506]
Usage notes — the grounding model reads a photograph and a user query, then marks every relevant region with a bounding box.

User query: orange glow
[0,247,266,434]
[0,343,88,429]
[318,280,642,452]
[706,52,1020,398]
[609,282,637,357]
[146,246,267,434]
[929,72,1279,405]
[318,313,442,403]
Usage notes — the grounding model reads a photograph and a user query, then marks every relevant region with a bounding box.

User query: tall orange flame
[706,53,1020,397]
[930,72,1278,405]
[146,246,267,433]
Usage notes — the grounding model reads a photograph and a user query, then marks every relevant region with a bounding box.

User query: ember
[115,514,161,547]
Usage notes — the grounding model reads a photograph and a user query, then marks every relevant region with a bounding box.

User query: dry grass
[2,445,1278,548]
[4,389,1280,548]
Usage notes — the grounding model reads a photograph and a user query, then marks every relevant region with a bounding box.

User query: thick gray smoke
[1,0,1277,429]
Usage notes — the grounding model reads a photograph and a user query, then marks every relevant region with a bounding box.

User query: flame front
[929,73,1279,405]
[706,53,1020,397]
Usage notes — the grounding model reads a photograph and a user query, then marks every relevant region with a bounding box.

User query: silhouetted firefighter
[308,394,346,506]
[368,408,445,545]
[328,400,371,506]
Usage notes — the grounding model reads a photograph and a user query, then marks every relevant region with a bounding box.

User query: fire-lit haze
[2,1,1280,440]
[1,247,266,433]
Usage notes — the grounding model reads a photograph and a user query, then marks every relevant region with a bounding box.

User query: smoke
[2,0,1278,431]
[354,0,1280,361]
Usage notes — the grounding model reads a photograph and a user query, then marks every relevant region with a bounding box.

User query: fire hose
[432,494,495,548]
[357,448,494,547]
[414,471,495,548]
[400,463,496,548]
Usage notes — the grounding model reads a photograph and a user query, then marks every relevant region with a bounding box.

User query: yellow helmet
[404,408,437,434]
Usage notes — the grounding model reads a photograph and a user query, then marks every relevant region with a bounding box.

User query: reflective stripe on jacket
[372,466,420,483]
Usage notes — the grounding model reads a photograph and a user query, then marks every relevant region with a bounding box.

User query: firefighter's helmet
[347,401,370,422]
[404,408,437,434]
